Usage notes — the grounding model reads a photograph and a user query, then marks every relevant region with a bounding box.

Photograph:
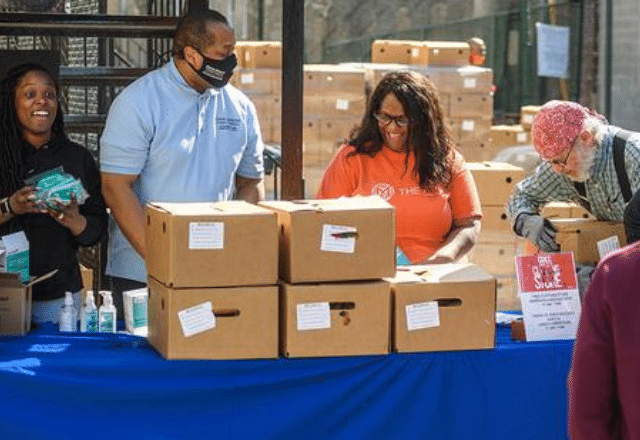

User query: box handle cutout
[213,308,241,318]
[329,301,355,310]
[436,298,462,307]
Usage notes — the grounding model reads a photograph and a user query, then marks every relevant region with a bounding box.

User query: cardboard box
[0,272,32,336]
[371,40,469,66]
[541,202,593,220]
[147,277,279,360]
[80,264,93,292]
[259,196,396,283]
[447,92,493,118]
[449,116,492,144]
[231,68,281,95]
[427,66,493,93]
[520,105,542,131]
[480,205,512,232]
[279,279,391,358]
[548,218,627,265]
[387,264,496,353]
[490,125,531,147]
[466,161,525,206]
[468,235,526,277]
[0,270,57,336]
[236,41,281,68]
[145,201,278,288]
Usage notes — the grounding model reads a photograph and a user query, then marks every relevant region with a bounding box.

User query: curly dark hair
[0,62,65,198]
[172,9,229,59]
[348,70,454,191]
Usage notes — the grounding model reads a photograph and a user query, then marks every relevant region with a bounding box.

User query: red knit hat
[531,100,600,160]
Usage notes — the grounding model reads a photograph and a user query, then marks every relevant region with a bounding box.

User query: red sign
[515,252,578,293]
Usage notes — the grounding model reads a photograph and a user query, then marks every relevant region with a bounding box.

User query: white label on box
[463,78,477,89]
[320,224,357,253]
[178,301,216,337]
[597,235,620,260]
[296,302,331,331]
[516,132,527,143]
[462,119,475,131]
[335,99,349,111]
[406,301,440,331]
[188,222,224,250]
[523,114,534,123]
[411,47,420,58]
[240,73,255,84]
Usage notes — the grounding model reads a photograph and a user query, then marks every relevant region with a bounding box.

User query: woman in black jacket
[0,62,107,324]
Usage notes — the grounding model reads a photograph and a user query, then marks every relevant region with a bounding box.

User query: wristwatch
[0,197,12,216]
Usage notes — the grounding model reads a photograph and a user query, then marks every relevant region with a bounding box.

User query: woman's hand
[46,194,87,236]
[8,186,40,215]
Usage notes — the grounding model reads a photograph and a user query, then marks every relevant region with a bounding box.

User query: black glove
[514,213,560,252]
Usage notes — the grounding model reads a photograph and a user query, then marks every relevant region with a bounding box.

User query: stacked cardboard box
[260,196,396,358]
[541,201,594,220]
[490,125,531,150]
[542,218,627,266]
[371,40,469,66]
[386,264,496,353]
[144,201,280,360]
[466,162,526,311]
[520,105,542,131]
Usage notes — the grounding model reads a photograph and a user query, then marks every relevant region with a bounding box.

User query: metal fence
[322,1,583,122]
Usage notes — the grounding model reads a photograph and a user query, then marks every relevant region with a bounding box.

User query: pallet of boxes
[231,41,367,198]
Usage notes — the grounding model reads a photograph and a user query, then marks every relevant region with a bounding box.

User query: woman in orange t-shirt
[317,70,482,264]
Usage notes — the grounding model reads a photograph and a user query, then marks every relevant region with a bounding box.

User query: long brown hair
[348,70,454,190]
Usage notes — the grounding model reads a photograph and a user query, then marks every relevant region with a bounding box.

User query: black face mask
[189,51,237,88]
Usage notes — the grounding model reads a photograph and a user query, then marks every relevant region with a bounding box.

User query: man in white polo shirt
[100,8,265,316]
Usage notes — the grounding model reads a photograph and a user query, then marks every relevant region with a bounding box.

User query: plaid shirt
[507,125,640,225]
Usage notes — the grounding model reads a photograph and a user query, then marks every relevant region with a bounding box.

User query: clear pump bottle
[59,291,77,332]
[98,291,116,333]
[80,291,98,333]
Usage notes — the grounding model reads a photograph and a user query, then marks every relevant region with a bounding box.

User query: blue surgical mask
[189,51,237,88]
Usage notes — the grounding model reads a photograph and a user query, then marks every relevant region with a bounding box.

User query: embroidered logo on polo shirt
[216,117,241,132]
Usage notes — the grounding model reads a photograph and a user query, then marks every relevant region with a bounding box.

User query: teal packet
[396,246,411,266]
[24,166,89,211]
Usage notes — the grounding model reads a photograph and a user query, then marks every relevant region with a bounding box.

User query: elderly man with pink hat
[507,100,640,251]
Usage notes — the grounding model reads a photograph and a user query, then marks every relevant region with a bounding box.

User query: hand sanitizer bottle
[80,291,98,333]
[59,291,77,332]
[98,291,116,333]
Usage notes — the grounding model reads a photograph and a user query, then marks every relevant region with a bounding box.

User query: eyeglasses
[374,112,410,128]
[548,137,578,167]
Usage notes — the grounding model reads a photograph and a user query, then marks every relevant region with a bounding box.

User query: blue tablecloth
[0,324,573,440]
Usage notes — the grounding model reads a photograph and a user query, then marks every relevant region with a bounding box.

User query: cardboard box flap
[549,218,617,232]
[261,195,393,213]
[0,269,57,288]
[147,201,273,216]
[388,263,493,284]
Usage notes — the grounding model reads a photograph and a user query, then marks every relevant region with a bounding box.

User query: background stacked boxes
[144,201,280,360]
[466,162,526,311]
[231,39,495,198]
